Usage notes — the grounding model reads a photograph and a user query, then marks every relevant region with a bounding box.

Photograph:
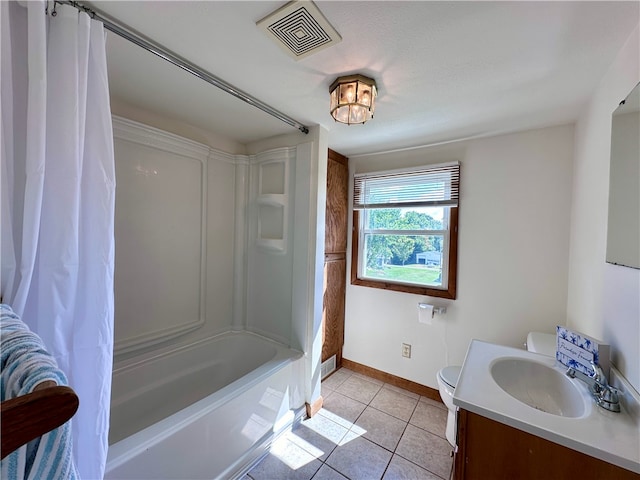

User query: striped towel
[0,304,79,480]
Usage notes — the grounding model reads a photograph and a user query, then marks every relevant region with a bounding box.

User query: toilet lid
[440,366,462,388]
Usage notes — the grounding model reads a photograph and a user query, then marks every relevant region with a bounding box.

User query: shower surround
[108,116,326,477]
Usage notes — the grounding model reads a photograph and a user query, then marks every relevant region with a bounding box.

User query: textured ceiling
[90,1,639,156]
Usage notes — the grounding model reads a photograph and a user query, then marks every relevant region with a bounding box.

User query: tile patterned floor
[245,368,453,480]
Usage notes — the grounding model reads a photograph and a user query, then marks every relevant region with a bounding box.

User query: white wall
[109,102,242,361]
[567,24,640,391]
[344,125,575,390]
[112,116,237,361]
[205,149,237,337]
[247,127,329,407]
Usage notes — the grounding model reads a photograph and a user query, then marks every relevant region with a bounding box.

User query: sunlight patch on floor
[268,437,316,470]
[267,407,366,470]
[316,407,356,429]
[285,432,325,459]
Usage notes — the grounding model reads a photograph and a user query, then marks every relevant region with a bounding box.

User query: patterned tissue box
[556,326,610,377]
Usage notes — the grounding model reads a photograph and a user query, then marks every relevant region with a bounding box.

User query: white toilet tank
[526,332,556,357]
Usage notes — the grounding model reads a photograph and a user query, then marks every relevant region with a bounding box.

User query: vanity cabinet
[454,409,639,480]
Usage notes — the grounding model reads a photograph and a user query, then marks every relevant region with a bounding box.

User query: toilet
[437,331,556,447]
[525,331,556,357]
[436,365,461,447]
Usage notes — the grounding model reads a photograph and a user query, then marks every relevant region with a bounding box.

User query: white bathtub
[105,331,304,479]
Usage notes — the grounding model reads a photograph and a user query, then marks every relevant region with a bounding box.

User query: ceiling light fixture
[329,74,377,125]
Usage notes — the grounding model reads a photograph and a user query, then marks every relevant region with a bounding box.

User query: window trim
[351,206,458,299]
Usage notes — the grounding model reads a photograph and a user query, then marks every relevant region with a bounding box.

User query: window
[351,162,459,299]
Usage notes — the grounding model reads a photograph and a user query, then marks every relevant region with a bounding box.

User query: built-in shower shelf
[255,154,290,254]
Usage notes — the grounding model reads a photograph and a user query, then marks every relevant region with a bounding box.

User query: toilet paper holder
[418,303,447,315]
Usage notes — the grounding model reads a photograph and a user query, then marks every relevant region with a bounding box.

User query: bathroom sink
[454,341,640,473]
[490,357,586,417]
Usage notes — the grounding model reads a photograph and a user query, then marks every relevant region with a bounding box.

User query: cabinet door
[325,150,349,253]
[322,256,346,363]
[322,150,348,364]
[455,409,640,480]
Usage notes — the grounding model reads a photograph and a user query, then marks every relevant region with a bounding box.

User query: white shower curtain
[1,1,115,478]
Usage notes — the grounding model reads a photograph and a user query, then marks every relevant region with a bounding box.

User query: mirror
[606,82,640,269]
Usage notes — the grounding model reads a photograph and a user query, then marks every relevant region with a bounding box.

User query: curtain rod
[55,1,310,135]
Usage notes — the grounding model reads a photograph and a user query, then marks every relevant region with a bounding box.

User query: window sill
[351,276,456,299]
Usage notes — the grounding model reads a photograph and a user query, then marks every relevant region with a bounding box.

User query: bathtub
[105,331,305,479]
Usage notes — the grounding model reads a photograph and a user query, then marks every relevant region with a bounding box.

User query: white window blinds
[353,162,460,210]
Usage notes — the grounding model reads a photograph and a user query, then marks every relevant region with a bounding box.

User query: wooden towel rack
[0,382,79,459]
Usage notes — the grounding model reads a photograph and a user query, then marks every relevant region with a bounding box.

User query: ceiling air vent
[257,1,342,61]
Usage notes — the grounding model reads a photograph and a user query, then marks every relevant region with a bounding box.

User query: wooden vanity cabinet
[454,409,639,480]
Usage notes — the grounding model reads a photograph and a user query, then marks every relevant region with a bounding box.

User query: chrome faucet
[566,361,620,412]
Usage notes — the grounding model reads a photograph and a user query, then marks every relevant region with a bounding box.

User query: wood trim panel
[325,152,349,253]
[322,259,346,362]
[322,148,348,367]
[328,148,349,167]
[447,207,459,299]
[341,358,443,403]
[305,396,323,418]
[325,252,345,262]
[350,209,459,299]
[453,409,468,480]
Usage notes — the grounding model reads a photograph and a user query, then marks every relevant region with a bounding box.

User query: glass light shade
[329,74,377,125]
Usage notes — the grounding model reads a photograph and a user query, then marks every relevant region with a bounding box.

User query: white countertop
[453,339,640,474]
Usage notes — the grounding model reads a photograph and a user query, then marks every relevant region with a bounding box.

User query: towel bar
[0,385,79,459]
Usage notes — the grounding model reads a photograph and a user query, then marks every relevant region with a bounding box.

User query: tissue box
[556,326,610,377]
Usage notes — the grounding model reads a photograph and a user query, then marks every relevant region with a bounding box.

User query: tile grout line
[343,382,413,479]
[376,399,416,480]
[348,371,452,480]
[250,368,450,480]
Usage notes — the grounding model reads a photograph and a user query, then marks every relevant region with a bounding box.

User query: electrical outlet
[402,343,411,358]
